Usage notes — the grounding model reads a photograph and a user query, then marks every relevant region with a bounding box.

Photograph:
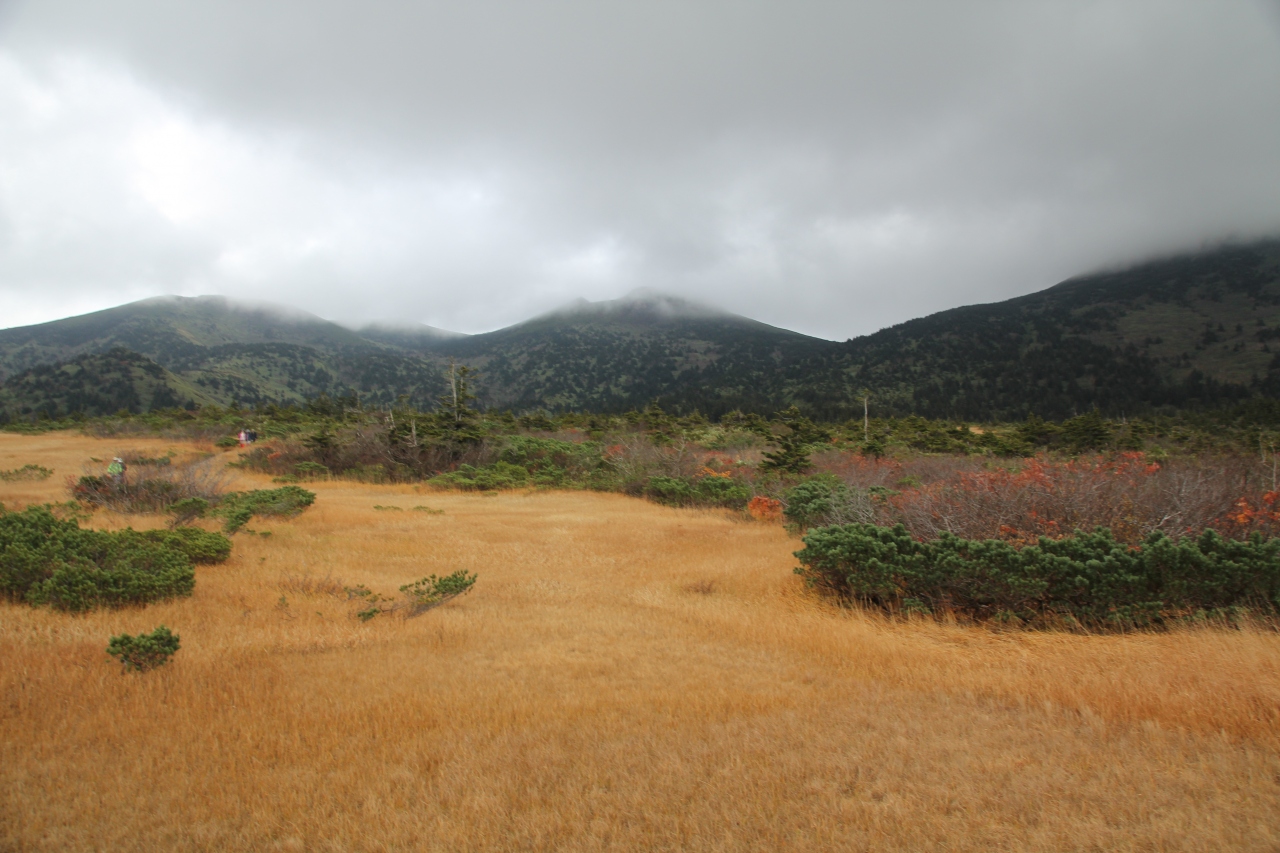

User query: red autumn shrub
[747,496,783,521]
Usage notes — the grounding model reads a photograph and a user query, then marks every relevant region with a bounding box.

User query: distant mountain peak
[137,293,334,324]
[354,321,468,349]
[548,289,733,322]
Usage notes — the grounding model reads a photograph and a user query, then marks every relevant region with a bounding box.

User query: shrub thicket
[794,522,1280,629]
[73,456,228,513]
[0,506,229,611]
[782,476,879,529]
[645,475,752,509]
[431,460,537,491]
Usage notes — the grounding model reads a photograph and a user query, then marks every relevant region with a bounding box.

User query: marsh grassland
[2,432,1280,851]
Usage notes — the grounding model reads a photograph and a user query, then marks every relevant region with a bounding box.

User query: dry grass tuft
[2,431,1279,851]
[275,573,347,598]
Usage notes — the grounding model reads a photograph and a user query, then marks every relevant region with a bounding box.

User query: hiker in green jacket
[107,457,125,485]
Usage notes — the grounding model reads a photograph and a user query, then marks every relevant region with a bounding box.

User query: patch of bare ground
[2,431,1279,851]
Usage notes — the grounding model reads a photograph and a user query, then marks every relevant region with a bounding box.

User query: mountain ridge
[2,238,1279,420]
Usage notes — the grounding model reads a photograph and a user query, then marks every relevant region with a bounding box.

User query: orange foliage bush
[747,495,783,521]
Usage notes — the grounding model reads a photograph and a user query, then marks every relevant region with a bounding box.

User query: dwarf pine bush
[782,476,878,529]
[0,506,230,612]
[400,570,477,616]
[794,522,1280,629]
[431,461,532,491]
[0,464,53,481]
[212,486,315,532]
[645,475,752,509]
[107,626,180,672]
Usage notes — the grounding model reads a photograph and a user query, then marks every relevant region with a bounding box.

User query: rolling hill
[2,239,1279,421]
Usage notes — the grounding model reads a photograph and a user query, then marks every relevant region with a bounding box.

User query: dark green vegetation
[213,486,316,533]
[0,348,218,419]
[3,239,1279,421]
[106,626,180,673]
[72,457,315,534]
[0,505,230,611]
[426,293,824,414]
[794,524,1280,629]
[801,240,1280,421]
[0,296,448,416]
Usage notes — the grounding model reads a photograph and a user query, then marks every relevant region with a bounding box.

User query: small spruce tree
[760,406,828,474]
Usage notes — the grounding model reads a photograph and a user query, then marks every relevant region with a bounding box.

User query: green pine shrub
[0,464,53,481]
[497,436,603,485]
[213,486,316,533]
[794,522,1280,629]
[138,526,233,564]
[400,570,477,616]
[431,461,531,491]
[0,506,228,612]
[293,461,330,480]
[107,626,180,672]
[429,439,606,491]
[645,475,753,509]
[344,570,477,620]
[166,497,209,527]
[782,476,876,529]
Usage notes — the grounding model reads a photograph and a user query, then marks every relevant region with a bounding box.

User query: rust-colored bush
[885,453,1280,544]
[747,495,783,521]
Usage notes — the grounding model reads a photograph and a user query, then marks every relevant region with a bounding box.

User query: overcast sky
[1,1,1279,340]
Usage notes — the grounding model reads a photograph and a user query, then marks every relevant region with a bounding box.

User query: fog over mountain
[1,1,1279,340]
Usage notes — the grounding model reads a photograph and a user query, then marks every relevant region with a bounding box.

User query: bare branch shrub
[884,453,1280,544]
[72,457,231,513]
[235,426,502,483]
[603,434,703,490]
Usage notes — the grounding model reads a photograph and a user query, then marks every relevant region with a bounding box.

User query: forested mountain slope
[1,240,1278,420]
[779,240,1280,421]
[0,348,219,419]
[425,293,833,413]
[0,297,450,413]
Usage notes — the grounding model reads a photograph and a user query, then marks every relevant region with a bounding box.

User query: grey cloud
[1,0,1279,339]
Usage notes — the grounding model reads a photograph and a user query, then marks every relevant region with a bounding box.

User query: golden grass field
[2,431,1280,851]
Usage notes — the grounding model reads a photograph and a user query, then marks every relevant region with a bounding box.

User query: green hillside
[427,293,832,413]
[0,348,218,420]
[1,240,1278,421]
[777,240,1280,421]
[0,297,449,411]
[0,295,374,376]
